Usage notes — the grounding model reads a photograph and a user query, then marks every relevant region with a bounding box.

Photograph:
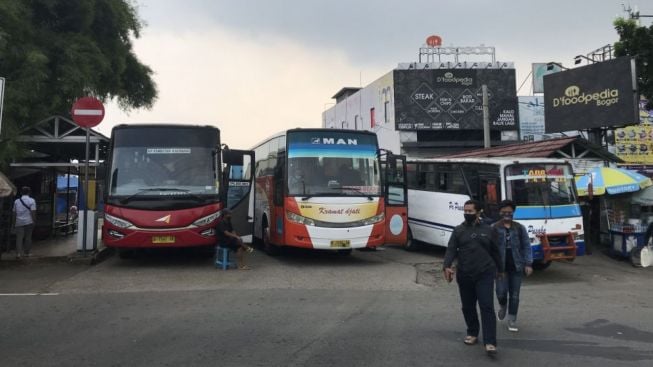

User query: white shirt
[13,195,36,226]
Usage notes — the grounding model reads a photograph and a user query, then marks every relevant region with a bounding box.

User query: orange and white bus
[250,128,407,255]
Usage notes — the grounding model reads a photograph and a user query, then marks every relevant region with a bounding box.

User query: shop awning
[631,186,653,206]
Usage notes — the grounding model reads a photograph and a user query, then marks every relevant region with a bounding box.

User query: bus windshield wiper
[331,187,374,201]
[120,188,204,204]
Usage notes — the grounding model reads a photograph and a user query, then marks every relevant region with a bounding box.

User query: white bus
[405,157,585,269]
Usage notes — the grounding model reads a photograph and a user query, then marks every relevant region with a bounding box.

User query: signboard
[543,57,638,133]
[532,63,562,94]
[71,96,105,128]
[394,68,518,131]
[518,96,545,141]
[615,98,653,164]
[0,77,5,136]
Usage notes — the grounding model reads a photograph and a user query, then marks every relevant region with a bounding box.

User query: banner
[615,98,653,164]
[518,96,545,141]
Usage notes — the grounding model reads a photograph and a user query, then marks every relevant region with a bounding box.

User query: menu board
[615,99,653,163]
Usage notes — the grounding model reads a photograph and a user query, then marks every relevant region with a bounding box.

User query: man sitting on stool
[216,208,253,270]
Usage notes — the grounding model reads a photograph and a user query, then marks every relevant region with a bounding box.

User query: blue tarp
[56,175,79,214]
[57,175,79,190]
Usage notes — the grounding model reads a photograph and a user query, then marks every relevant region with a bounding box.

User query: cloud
[101,26,386,149]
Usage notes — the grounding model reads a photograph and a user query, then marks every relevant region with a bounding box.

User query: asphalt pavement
[1,245,652,367]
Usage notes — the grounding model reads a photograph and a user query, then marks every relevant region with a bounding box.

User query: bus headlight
[361,213,385,226]
[286,211,316,226]
[193,211,222,227]
[105,213,134,229]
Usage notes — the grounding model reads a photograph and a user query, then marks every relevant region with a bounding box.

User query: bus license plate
[152,235,175,244]
[330,240,351,248]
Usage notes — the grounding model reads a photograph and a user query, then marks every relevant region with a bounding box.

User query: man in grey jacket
[492,199,533,332]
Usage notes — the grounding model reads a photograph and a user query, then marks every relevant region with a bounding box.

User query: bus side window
[438,172,447,191]
[273,152,285,205]
[406,163,418,189]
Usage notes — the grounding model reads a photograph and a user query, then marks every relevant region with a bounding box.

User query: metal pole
[82,127,90,256]
[482,84,490,148]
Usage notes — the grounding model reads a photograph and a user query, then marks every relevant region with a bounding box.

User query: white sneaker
[508,320,518,332]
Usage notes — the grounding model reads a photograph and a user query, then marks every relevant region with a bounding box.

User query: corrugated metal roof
[443,136,579,158]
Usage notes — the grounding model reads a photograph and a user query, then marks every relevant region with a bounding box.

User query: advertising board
[615,98,653,163]
[518,96,545,141]
[543,57,638,133]
[394,68,518,131]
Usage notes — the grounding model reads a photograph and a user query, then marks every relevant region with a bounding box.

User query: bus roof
[113,123,219,131]
[406,156,571,166]
[250,128,377,150]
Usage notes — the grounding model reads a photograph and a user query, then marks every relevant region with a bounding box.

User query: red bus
[102,124,253,258]
[250,128,407,255]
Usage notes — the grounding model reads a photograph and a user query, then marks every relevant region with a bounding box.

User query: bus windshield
[286,131,381,196]
[108,127,219,204]
[505,164,576,206]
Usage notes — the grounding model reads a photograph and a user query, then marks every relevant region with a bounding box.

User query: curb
[67,247,114,265]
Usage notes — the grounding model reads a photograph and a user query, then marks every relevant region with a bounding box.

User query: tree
[614,18,653,109]
[0,0,157,168]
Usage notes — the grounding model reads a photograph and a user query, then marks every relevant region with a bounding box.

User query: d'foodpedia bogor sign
[543,57,638,133]
[394,68,518,130]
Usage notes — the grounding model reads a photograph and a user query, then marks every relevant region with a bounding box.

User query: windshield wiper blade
[331,187,374,201]
[120,188,204,204]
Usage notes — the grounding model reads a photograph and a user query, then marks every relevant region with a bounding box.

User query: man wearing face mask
[492,200,533,332]
[443,199,503,356]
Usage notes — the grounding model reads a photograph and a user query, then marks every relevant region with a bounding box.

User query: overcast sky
[100,0,651,148]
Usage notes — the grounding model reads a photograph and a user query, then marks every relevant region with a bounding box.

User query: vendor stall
[575,166,653,266]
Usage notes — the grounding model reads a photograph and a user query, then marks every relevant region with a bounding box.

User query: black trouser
[457,269,497,345]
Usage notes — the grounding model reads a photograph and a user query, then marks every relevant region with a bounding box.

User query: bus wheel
[337,249,353,256]
[532,260,552,270]
[405,228,419,252]
[118,248,134,259]
[263,226,280,256]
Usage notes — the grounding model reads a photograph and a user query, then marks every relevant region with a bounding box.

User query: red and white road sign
[71,97,105,128]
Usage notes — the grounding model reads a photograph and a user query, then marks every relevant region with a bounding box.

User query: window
[341,121,347,129]
[384,101,389,123]
[370,108,375,128]
[354,115,359,130]
[505,164,576,206]
[406,163,418,189]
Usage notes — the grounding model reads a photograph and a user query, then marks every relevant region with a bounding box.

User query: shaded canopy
[575,166,653,196]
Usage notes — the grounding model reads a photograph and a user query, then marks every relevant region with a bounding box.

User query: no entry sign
[71,97,105,128]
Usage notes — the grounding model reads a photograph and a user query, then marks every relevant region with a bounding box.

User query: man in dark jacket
[443,199,503,355]
[216,209,253,269]
[492,200,533,333]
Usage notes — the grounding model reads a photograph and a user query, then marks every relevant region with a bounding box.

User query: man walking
[492,200,533,332]
[443,200,503,355]
[13,186,36,258]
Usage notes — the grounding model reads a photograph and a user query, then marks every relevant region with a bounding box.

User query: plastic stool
[215,246,236,270]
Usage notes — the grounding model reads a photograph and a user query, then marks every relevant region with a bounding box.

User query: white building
[323,62,520,157]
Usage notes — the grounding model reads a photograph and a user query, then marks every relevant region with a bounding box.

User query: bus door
[479,175,500,222]
[222,149,255,238]
[383,153,408,245]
